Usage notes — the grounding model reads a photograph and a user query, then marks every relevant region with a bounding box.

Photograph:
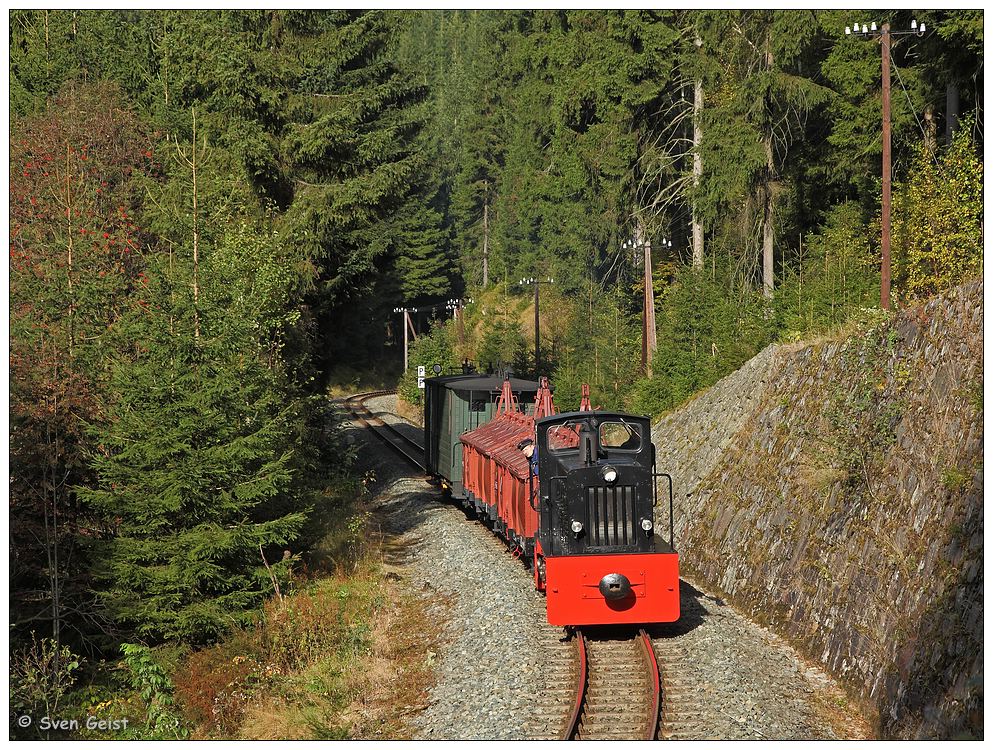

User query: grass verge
[170,490,438,740]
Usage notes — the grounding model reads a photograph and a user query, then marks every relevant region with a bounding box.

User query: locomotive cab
[534,412,680,626]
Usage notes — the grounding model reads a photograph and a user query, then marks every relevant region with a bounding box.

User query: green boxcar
[424,374,539,499]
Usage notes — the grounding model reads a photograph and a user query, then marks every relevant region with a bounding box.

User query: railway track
[345,391,667,741]
[343,391,425,471]
[561,628,662,741]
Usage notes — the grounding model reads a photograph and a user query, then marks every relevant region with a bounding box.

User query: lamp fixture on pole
[445,297,474,319]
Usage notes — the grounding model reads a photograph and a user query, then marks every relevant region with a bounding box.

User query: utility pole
[518,277,554,375]
[446,297,473,349]
[642,236,656,375]
[623,229,670,376]
[534,281,540,371]
[847,18,927,311]
[393,306,417,371]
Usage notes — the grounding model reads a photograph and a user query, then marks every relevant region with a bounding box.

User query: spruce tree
[79,249,307,643]
[277,9,450,367]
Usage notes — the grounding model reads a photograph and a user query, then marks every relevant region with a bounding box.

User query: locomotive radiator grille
[586,485,638,547]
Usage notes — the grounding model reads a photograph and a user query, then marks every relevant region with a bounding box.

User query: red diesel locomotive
[426,375,680,627]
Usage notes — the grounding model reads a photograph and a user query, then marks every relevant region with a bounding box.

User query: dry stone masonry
[652,279,983,740]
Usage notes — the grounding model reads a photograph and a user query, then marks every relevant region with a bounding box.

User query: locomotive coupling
[598,572,633,601]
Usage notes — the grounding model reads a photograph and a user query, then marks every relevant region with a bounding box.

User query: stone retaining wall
[652,279,983,739]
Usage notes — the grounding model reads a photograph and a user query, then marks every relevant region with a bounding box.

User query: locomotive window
[599,421,641,451]
[546,422,581,452]
[469,399,487,412]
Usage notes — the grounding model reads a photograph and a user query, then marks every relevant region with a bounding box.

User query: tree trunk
[924,103,937,154]
[191,108,200,339]
[762,188,774,298]
[762,42,775,299]
[482,182,489,288]
[65,143,75,358]
[946,82,960,145]
[692,35,704,269]
[162,13,170,106]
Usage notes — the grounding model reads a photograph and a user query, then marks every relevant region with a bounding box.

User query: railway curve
[342,390,425,470]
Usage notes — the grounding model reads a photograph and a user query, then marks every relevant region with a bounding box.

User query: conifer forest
[8,9,983,739]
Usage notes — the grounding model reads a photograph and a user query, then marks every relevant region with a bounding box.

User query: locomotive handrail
[547,475,569,512]
[652,470,675,550]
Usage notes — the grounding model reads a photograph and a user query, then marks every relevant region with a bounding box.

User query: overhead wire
[889,45,941,166]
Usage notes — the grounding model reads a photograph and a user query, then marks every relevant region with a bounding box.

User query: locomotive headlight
[601,465,618,483]
[641,518,654,532]
[571,520,584,534]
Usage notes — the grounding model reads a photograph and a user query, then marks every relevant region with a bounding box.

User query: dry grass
[340,583,437,740]
[393,396,423,426]
[237,700,315,741]
[171,494,441,740]
[231,573,438,741]
[810,677,877,740]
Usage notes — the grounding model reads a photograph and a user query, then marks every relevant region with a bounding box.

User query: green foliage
[552,287,641,411]
[397,321,462,405]
[119,643,187,739]
[893,124,984,299]
[78,231,308,644]
[259,590,353,674]
[476,317,531,377]
[941,465,971,494]
[822,323,905,496]
[389,201,453,303]
[632,265,774,416]
[275,10,450,368]
[775,202,880,336]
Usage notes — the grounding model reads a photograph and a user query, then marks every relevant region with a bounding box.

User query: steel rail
[639,629,662,740]
[345,392,425,451]
[561,629,588,740]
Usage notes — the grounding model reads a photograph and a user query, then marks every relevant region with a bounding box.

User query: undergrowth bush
[119,643,187,739]
[396,322,460,406]
[172,630,262,735]
[260,589,348,673]
[893,121,983,300]
[10,635,81,739]
[171,571,378,739]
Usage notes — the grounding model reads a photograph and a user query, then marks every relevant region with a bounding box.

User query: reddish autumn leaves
[9,83,159,627]
[10,82,156,392]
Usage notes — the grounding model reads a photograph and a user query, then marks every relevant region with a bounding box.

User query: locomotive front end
[534,413,680,627]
